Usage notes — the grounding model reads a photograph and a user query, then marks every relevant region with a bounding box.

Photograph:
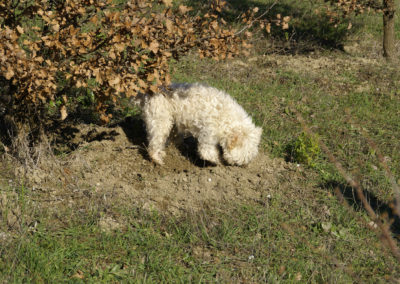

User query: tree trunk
[383,0,396,60]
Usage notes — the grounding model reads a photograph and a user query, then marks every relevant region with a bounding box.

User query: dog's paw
[198,144,220,165]
[149,149,166,165]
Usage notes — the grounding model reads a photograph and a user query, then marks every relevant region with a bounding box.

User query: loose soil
[9,116,302,218]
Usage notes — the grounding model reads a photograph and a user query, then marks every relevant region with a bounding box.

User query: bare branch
[291,104,400,263]
[234,0,279,36]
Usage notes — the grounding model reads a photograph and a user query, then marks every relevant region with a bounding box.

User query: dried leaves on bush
[0,0,286,123]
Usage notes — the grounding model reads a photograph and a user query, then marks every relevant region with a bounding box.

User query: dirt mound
[15,118,298,216]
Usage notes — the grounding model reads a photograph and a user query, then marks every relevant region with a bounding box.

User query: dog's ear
[227,129,245,150]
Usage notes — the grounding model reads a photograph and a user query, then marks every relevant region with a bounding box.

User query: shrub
[287,132,321,167]
[0,0,287,126]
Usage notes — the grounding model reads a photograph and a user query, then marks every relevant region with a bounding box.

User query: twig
[234,0,279,36]
[344,111,400,218]
[168,0,279,53]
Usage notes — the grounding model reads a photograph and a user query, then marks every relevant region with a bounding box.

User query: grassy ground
[1,0,400,282]
[1,180,399,282]
[172,50,400,201]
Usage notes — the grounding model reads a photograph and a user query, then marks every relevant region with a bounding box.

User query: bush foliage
[1,0,288,123]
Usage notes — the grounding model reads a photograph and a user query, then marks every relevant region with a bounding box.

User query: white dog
[135,83,262,166]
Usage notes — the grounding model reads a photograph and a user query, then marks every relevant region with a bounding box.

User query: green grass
[1,0,400,282]
[1,182,398,282]
[171,51,400,201]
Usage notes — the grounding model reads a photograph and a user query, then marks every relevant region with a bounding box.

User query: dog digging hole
[12,121,297,216]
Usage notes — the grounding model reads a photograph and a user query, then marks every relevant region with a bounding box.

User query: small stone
[98,216,121,233]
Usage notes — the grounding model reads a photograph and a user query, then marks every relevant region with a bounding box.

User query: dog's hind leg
[143,98,174,165]
[146,122,173,165]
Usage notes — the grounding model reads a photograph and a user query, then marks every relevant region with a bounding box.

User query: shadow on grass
[186,0,353,52]
[324,180,400,238]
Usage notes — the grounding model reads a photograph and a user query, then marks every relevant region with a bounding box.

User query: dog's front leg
[197,136,220,165]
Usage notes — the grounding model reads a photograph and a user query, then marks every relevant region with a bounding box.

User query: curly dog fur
[136,83,262,166]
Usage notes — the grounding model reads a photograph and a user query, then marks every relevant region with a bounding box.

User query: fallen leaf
[71,270,85,279]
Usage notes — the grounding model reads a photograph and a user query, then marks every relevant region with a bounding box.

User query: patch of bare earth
[9,119,301,219]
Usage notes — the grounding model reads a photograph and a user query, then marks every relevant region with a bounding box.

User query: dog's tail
[130,85,174,108]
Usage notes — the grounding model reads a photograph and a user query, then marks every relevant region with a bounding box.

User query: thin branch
[344,111,400,218]
[291,104,400,264]
[234,0,279,36]
[168,0,279,53]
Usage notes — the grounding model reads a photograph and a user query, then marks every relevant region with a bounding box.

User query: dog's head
[222,125,262,166]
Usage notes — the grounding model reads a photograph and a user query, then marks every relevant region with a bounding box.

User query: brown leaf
[138,79,147,88]
[165,18,173,32]
[211,21,218,30]
[71,270,85,280]
[266,23,271,33]
[16,25,24,34]
[162,0,173,7]
[100,113,110,123]
[149,41,159,54]
[163,51,172,57]
[109,50,116,60]
[52,23,60,32]
[179,5,192,14]
[90,15,98,24]
[347,22,352,30]
[109,76,121,86]
[5,68,14,80]
[115,43,125,52]
[60,105,68,121]
[149,84,159,93]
